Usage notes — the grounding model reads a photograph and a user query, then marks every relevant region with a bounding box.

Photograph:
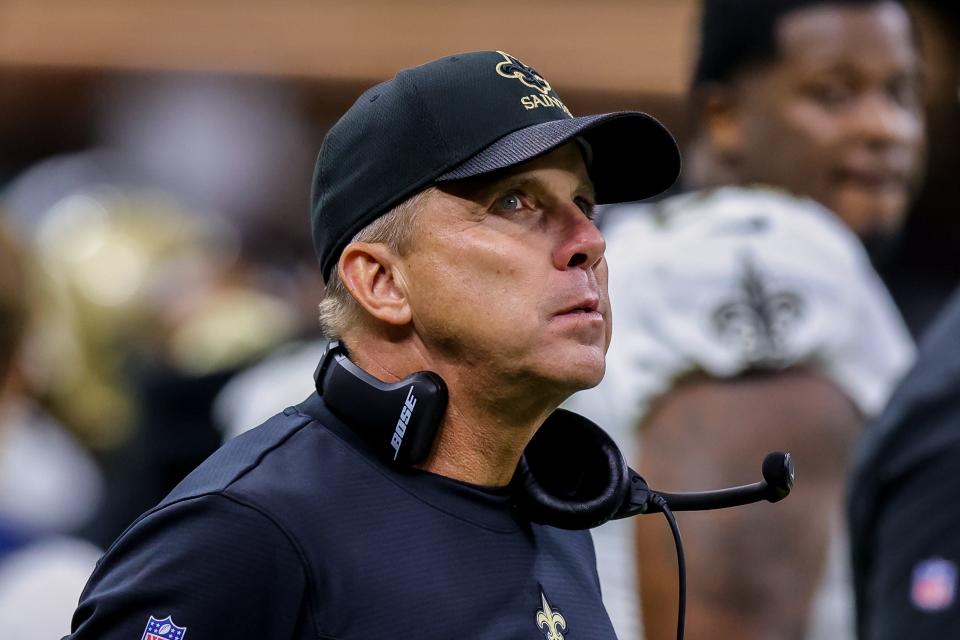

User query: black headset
[314,340,794,530]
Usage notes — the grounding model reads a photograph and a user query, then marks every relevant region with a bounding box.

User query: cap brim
[435,112,681,203]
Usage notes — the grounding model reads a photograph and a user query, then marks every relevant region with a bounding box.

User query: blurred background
[0,0,957,637]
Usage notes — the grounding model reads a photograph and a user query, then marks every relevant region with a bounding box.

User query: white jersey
[566,186,915,640]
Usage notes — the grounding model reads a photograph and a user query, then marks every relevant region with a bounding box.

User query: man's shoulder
[91,400,343,586]
[160,395,370,521]
[161,402,319,506]
[573,185,913,433]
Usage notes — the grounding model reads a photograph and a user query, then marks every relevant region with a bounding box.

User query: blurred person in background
[683,0,924,259]
[848,4,960,637]
[0,78,322,547]
[0,217,101,639]
[567,0,922,638]
[3,158,293,548]
[878,0,960,333]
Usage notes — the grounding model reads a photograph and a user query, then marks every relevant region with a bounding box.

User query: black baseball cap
[311,50,681,280]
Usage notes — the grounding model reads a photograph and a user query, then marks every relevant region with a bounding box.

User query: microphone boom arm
[614,452,795,519]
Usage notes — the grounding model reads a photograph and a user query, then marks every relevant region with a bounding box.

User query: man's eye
[576,197,596,220]
[496,193,524,211]
[806,81,854,108]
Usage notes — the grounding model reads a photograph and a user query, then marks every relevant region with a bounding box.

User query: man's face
[728,1,924,239]
[397,143,610,398]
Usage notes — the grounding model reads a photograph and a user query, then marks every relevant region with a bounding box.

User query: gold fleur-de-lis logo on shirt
[536,590,567,640]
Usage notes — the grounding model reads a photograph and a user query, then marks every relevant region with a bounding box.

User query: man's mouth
[834,166,908,193]
[556,298,600,316]
[552,298,604,328]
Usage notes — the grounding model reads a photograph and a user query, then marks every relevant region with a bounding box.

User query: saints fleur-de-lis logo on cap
[495,51,552,95]
[535,590,567,640]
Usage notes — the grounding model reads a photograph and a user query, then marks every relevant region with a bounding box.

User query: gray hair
[318,187,436,339]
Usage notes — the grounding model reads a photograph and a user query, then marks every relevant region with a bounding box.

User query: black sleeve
[68,492,312,639]
[863,444,960,640]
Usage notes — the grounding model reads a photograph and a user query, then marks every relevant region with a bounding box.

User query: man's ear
[338,242,412,326]
[697,83,746,162]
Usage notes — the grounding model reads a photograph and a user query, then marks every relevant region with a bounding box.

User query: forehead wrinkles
[776,3,917,74]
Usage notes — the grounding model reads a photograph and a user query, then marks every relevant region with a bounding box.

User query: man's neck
[416,372,558,487]
[346,336,560,487]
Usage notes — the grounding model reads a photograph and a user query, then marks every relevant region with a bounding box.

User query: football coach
[66,51,680,639]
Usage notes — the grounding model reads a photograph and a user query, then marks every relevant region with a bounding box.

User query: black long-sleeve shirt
[68,393,616,639]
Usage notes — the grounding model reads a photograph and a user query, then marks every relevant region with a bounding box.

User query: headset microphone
[514,408,793,529]
[615,452,795,518]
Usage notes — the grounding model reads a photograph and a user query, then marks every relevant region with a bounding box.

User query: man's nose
[552,204,605,270]
[854,91,923,149]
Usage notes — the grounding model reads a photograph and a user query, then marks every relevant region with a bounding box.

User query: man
[66,51,680,638]
[685,0,924,254]
[567,1,922,638]
[848,285,960,639]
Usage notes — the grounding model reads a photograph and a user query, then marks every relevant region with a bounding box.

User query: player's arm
[67,492,311,639]
[634,368,862,640]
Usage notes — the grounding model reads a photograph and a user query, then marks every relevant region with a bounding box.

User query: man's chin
[833,189,906,231]
[552,357,606,394]
[831,191,907,267]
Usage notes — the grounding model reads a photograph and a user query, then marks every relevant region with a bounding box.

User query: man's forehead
[775,2,916,67]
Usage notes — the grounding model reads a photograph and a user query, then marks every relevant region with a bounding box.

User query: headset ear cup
[513,409,630,529]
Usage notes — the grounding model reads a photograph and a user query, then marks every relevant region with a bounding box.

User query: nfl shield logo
[911,558,957,612]
[141,615,187,640]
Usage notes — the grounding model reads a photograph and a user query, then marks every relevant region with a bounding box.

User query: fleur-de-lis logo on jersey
[712,255,804,368]
[495,51,552,95]
[535,590,567,640]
